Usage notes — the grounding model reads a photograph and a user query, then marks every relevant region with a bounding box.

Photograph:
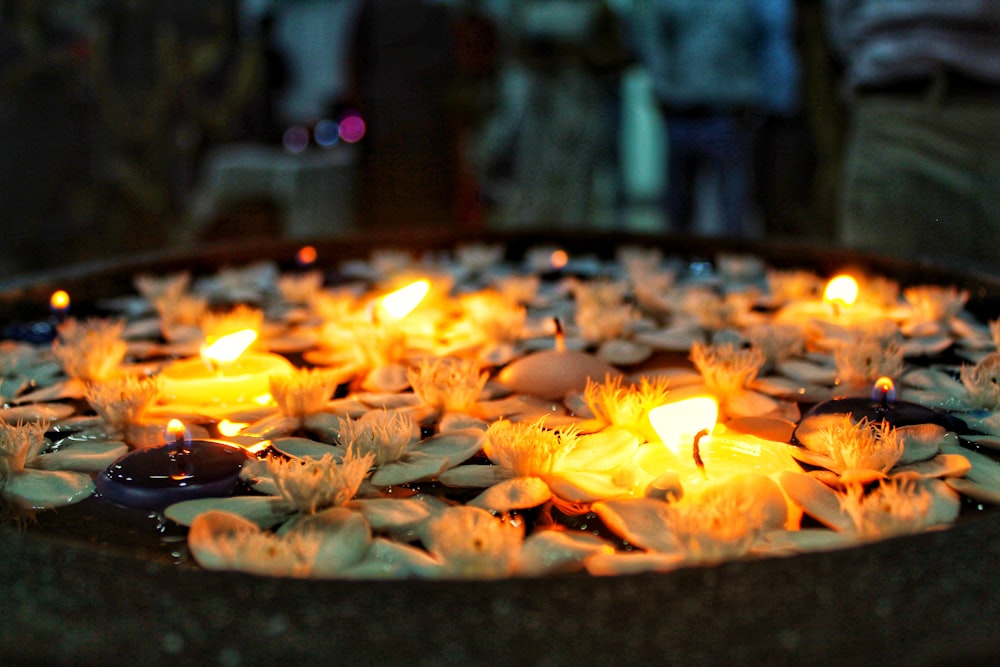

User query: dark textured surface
[2,514,998,666]
[2,232,999,666]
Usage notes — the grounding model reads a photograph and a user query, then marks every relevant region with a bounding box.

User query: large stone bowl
[2,230,998,666]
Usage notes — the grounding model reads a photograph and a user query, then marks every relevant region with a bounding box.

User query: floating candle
[796,376,968,436]
[643,393,801,497]
[95,419,249,510]
[776,273,886,328]
[159,329,295,406]
[497,320,621,400]
[377,279,430,321]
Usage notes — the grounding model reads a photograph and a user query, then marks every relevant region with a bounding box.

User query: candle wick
[692,428,710,479]
[553,318,565,353]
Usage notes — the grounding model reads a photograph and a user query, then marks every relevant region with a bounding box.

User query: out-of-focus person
[827,0,1000,269]
[477,0,629,229]
[633,0,768,237]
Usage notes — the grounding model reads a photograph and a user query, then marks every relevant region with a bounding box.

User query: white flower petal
[945,477,1000,505]
[779,471,855,533]
[896,424,948,464]
[437,411,488,432]
[923,478,962,525]
[724,388,781,419]
[291,507,372,577]
[301,412,344,444]
[561,426,638,472]
[724,416,796,443]
[546,471,627,503]
[953,410,1000,437]
[751,376,833,403]
[271,437,341,461]
[3,469,94,509]
[240,414,299,440]
[591,498,683,554]
[0,402,76,423]
[370,453,447,486]
[777,358,837,385]
[438,464,510,488]
[187,510,259,571]
[345,537,442,579]
[941,440,1000,494]
[415,428,485,463]
[349,497,442,540]
[165,495,292,528]
[32,440,128,472]
[516,530,614,576]
[467,476,552,511]
[893,453,970,479]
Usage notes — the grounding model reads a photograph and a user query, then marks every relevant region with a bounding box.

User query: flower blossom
[51,318,127,384]
[439,418,636,512]
[0,419,125,509]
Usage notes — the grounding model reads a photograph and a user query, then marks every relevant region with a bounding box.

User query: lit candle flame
[296,245,317,266]
[217,419,247,437]
[549,249,569,270]
[824,274,859,307]
[872,376,897,404]
[648,395,719,456]
[49,289,70,313]
[378,280,430,321]
[201,329,258,367]
[166,418,187,445]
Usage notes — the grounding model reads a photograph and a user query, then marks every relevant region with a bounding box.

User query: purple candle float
[796,376,968,438]
[96,419,249,511]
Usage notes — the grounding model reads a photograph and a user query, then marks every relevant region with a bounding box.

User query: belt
[856,69,1000,101]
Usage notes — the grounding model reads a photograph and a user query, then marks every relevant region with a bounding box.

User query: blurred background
[0,0,844,277]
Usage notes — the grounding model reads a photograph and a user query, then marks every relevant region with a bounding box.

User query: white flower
[690,342,764,397]
[589,475,788,573]
[439,419,637,512]
[84,375,163,447]
[582,375,671,441]
[797,415,903,478]
[833,331,904,391]
[840,478,937,539]
[423,506,523,578]
[270,368,341,420]
[188,507,373,578]
[407,356,488,415]
[267,449,373,515]
[52,318,127,383]
[0,419,125,509]
[959,352,1000,410]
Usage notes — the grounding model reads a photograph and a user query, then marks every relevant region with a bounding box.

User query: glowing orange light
[217,419,247,437]
[166,418,187,444]
[49,290,70,312]
[201,329,258,367]
[549,249,569,270]
[823,274,859,307]
[873,376,897,403]
[647,395,719,456]
[297,245,317,266]
[378,280,430,321]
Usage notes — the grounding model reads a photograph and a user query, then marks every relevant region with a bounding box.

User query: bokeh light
[282,125,310,154]
[313,119,339,148]
[338,113,366,143]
